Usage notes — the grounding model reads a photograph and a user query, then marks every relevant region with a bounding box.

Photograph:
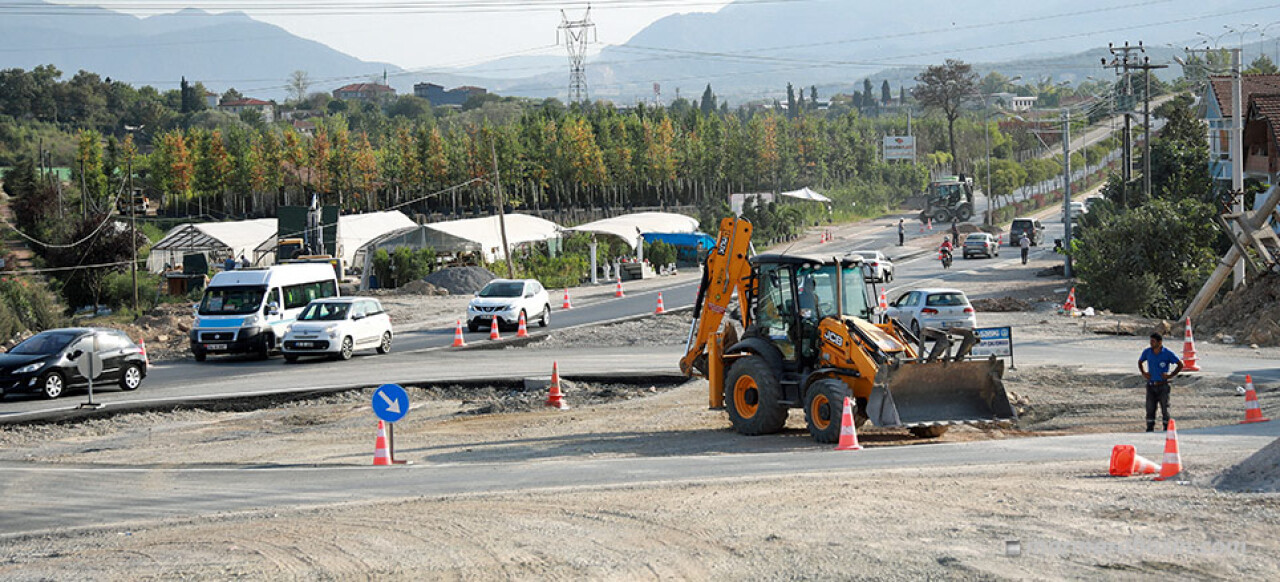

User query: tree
[220,88,244,104]
[786,83,797,120]
[288,70,312,104]
[699,84,717,116]
[1245,54,1279,75]
[881,80,891,105]
[46,213,146,309]
[809,85,818,110]
[912,59,978,173]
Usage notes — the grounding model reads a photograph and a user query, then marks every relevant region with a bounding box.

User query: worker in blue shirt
[1138,332,1183,432]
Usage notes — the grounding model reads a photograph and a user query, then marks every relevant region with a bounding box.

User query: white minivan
[190,263,340,361]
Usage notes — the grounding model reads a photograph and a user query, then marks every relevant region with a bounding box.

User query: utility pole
[1103,42,1145,207]
[1134,57,1168,201]
[129,158,138,311]
[491,140,514,279]
[1062,108,1072,279]
[558,7,596,105]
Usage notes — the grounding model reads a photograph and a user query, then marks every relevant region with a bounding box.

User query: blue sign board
[372,383,409,423]
[970,326,1013,358]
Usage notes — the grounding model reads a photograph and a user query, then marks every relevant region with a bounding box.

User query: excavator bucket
[865,358,1015,428]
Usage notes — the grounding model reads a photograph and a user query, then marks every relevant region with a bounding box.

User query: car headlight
[15,362,44,374]
[325,324,339,339]
[243,314,260,327]
[284,324,293,334]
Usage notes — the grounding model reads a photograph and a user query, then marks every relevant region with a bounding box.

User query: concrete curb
[416,305,695,353]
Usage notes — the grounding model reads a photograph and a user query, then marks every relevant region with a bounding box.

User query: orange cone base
[1240,416,1271,424]
[1182,361,1201,372]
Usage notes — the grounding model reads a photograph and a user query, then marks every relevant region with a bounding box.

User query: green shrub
[101,270,163,312]
[0,276,67,339]
[645,240,678,267]
[371,246,437,288]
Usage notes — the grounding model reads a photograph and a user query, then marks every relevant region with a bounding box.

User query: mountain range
[0,0,1271,103]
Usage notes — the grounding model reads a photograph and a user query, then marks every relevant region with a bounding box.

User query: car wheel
[334,336,354,361]
[539,305,550,328]
[467,320,479,333]
[284,353,299,363]
[39,371,65,400]
[377,331,392,354]
[257,334,273,360]
[192,348,206,362]
[119,363,143,391]
[910,319,921,339]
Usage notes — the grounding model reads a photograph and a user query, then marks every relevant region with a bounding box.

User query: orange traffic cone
[834,397,864,451]
[878,288,888,310]
[452,320,466,347]
[655,292,666,314]
[615,278,625,298]
[927,218,933,230]
[1061,287,1077,314]
[545,361,569,410]
[1240,375,1271,424]
[517,311,529,338]
[1181,317,1201,372]
[562,288,573,309]
[373,420,391,466]
[1108,444,1160,476]
[1154,419,1183,481]
[138,338,149,369]
[489,315,501,341]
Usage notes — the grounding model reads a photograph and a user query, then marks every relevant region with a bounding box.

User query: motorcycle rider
[939,237,954,268]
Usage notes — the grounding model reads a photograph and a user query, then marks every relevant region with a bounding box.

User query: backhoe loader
[680,217,1015,442]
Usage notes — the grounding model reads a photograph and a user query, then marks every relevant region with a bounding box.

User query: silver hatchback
[885,288,977,338]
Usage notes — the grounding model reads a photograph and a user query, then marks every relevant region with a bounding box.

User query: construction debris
[1213,436,1280,492]
[971,297,1031,312]
[423,266,497,295]
[1195,271,1280,347]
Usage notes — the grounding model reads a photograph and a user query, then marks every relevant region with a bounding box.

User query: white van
[190,263,339,361]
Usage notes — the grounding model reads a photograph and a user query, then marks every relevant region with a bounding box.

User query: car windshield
[199,286,266,315]
[925,293,968,307]
[1011,220,1032,231]
[298,302,350,321]
[965,234,986,242]
[479,281,524,298]
[9,331,80,355]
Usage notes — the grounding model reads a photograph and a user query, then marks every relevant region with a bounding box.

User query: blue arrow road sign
[372,383,409,423]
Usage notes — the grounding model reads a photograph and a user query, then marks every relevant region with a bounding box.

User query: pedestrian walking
[950,221,960,246]
[1138,333,1183,432]
[897,219,905,246]
[1019,233,1031,265]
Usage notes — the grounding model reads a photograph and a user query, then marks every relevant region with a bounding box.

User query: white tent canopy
[425,214,561,262]
[780,187,832,203]
[335,211,417,265]
[147,218,277,273]
[566,212,699,249]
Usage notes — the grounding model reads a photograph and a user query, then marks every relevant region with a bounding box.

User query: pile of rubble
[1195,271,1280,346]
[423,266,496,295]
[1214,437,1280,492]
[971,297,1031,312]
[114,303,194,361]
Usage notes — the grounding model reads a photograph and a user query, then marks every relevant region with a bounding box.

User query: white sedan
[885,288,977,338]
[847,250,894,282]
[282,297,393,362]
[467,279,551,332]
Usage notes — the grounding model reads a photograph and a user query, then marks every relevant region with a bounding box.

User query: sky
[53,0,739,69]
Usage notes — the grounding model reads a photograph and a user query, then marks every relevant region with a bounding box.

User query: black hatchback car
[0,328,147,399]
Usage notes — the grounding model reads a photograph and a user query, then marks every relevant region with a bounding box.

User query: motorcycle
[939,248,953,269]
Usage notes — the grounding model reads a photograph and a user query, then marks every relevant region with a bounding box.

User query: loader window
[797,265,874,321]
[755,264,796,359]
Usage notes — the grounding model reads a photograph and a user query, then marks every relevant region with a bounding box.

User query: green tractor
[920,175,975,223]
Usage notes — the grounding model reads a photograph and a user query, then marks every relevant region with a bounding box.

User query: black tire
[38,371,65,400]
[284,353,299,363]
[910,319,921,339]
[377,332,392,354]
[119,363,143,391]
[956,205,973,222]
[334,336,354,361]
[467,320,479,333]
[256,334,273,360]
[192,348,206,362]
[539,305,550,328]
[723,355,788,436]
[910,426,949,438]
[805,379,851,443]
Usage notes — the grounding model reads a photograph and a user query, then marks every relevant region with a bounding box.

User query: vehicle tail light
[963,307,974,314]
[921,308,939,315]
[870,261,878,267]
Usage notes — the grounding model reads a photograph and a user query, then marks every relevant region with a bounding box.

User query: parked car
[282,297,393,362]
[847,250,894,282]
[885,288,977,338]
[0,328,146,399]
[1009,217,1045,246]
[467,279,551,332]
[962,233,1000,259]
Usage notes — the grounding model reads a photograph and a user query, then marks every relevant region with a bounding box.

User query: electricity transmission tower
[558,6,596,105]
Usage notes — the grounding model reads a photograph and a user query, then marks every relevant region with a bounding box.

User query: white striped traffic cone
[516,311,529,338]
[489,315,501,340]
[562,288,573,309]
[655,292,666,314]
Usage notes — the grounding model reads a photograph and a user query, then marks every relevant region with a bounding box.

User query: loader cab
[748,254,873,364]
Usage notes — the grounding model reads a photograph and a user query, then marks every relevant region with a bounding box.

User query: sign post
[969,326,1015,369]
[76,335,104,409]
[371,383,411,464]
[882,135,916,162]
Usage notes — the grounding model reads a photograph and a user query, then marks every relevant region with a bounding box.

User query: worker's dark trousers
[1146,381,1171,431]
[898,232,904,246]
[1020,248,1029,264]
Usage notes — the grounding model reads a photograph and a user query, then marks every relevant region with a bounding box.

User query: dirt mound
[396,280,448,296]
[1196,271,1280,346]
[423,266,496,295]
[114,303,193,362]
[972,297,1031,312]
[1213,437,1280,492]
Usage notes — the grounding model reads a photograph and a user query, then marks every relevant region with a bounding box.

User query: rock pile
[1196,271,1280,346]
[423,266,497,296]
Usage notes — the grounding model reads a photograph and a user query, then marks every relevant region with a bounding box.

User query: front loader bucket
[866,358,1015,428]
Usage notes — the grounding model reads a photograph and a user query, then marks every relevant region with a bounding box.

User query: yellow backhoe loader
[680,217,1015,441]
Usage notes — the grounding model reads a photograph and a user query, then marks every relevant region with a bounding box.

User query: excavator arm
[680,217,754,377]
